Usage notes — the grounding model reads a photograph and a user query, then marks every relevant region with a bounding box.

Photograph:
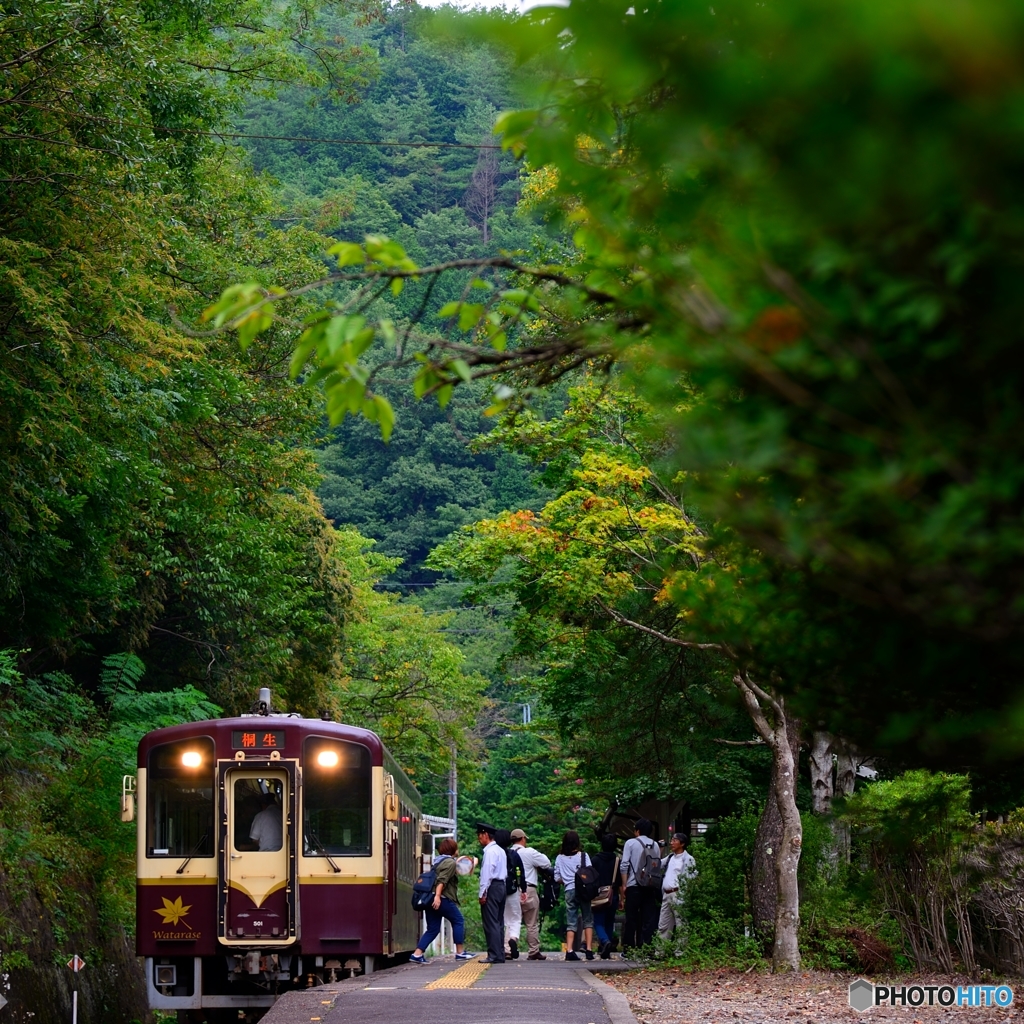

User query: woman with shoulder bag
[554,830,596,961]
[591,833,621,958]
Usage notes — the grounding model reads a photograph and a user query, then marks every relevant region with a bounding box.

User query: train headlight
[316,749,340,768]
[181,750,202,768]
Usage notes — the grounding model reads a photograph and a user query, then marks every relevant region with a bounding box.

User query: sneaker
[565,951,581,961]
[509,939,519,960]
[455,952,478,961]
[527,952,547,960]
[599,941,611,960]
[409,954,428,964]
[584,948,595,960]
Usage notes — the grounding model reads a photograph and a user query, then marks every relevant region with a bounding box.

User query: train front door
[222,768,293,942]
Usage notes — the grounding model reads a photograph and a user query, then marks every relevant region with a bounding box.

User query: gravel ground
[603,968,1024,1023]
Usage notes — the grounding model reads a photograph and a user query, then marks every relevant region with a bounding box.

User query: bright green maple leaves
[204,236,556,436]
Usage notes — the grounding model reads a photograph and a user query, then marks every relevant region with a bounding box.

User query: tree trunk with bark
[810,729,846,875]
[809,730,834,816]
[834,740,859,865]
[734,673,802,972]
[752,771,781,939]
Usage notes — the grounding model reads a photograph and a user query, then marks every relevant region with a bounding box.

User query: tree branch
[596,600,723,650]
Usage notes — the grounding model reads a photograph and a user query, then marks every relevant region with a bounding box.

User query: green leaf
[373,394,395,441]
[438,301,462,318]
[236,307,273,351]
[378,319,397,347]
[436,383,454,408]
[390,276,404,296]
[458,303,485,332]
[494,109,539,154]
[324,315,350,356]
[449,358,473,383]
[413,367,437,399]
[350,328,375,358]
[327,241,366,268]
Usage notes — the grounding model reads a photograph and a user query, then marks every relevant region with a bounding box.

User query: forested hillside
[241,5,530,263]
[241,5,549,585]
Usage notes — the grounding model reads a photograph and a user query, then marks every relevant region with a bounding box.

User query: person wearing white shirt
[658,833,697,941]
[248,793,282,851]
[476,822,508,962]
[554,830,595,961]
[511,828,551,960]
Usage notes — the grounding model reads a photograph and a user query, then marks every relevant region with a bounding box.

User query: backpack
[636,839,664,889]
[506,847,525,897]
[538,865,559,913]
[574,851,600,902]
[411,854,449,910]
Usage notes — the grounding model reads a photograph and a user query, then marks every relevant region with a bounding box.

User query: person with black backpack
[409,838,477,964]
[496,828,527,959]
[619,818,663,953]
[554,830,597,961]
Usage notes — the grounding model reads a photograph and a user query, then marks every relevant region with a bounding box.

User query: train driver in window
[249,791,282,852]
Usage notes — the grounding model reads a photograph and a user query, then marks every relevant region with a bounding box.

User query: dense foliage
[0,1,490,1008]
[222,0,1024,767]
[0,0,389,711]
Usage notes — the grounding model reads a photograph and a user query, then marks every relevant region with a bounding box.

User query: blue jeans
[417,897,465,950]
[593,901,617,945]
[564,887,593,932]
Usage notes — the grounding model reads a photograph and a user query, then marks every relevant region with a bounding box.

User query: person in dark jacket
[591,832,621,959]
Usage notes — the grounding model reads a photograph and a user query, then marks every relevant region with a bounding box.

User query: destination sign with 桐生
[231,730,285,750]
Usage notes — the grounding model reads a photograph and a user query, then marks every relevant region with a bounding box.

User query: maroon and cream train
[127,690,421,1018]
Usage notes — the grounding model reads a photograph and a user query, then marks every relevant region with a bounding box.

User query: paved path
[262,957,639,1024]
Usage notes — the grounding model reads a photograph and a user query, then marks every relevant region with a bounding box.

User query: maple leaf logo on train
[154,896,191,926]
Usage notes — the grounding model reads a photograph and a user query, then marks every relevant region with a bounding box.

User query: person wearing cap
[510,827,551,960]
[476,822,508,963]
[658,833,697,942]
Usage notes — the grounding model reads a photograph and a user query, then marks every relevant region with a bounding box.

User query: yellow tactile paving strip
[423,960,492,989]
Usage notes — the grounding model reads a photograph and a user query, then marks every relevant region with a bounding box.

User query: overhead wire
[2,104,505,151]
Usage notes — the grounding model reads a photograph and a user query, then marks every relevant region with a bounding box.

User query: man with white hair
[658,833,697,942]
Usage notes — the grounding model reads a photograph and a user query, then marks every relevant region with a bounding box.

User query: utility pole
[448,745,458,835]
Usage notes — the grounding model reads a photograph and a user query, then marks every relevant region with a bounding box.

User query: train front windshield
[147,738,215,857]
[303,738,371,856]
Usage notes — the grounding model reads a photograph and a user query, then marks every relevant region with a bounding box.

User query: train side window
[302,738,372,857]
[147,738,214,858]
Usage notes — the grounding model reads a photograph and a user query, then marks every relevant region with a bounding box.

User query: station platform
[260,955,639,1024]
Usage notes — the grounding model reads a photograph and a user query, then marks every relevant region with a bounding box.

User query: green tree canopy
[217,0,1024,762]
